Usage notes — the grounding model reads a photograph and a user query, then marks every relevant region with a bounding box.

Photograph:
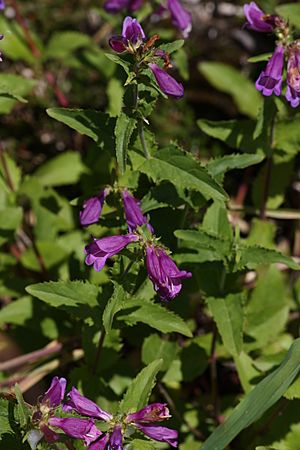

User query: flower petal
[64,387,112,421]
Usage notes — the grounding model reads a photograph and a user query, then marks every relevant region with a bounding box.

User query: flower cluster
[109,16,184,98]
[244,2,300,108]
[81,188,191,301]
[104,0,192,38]
[28,377,178,449]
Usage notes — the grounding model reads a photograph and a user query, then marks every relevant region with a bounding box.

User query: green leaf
[175,229,231,261]
[119,359,163,414]
[206,153,264,180]
[44,31,92,60]
[284,375,300,400]
[202,201,233,241]
[237,245,300,271]
[0,207,22,230]
[0,296,33,326]
[105,53,130,75]
[25,280,99,310]
[248,53,272,63]
[207,293,244,356]
[107,79,124,117]
[102,284,126,334]
[0,398,14,436]
[34,151,86,186]
[115,113,136,174]
[276,3,300,28]
[46,108,115,148]
[142,334,179,372]
[199,62,262,118]
[14,385,29,429]
[135,146,227,202]
[118,298,192,337]
[200,338,300,450]
[0,74,36,114]
[157,39,184,54]
[128,439,155,450]
[0,17,37,64]
[245,267,288,346]
[275,117,300,156]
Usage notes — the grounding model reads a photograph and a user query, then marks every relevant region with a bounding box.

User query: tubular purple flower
[256,45,284,96]
[126,403,171,424]
[109,16,145,53]
[42,376,66,408]
[85,234,139,272]
[244,2,275,32]
[109,425,123,450]
[286,42,300,108]
[39,424,60,444]
[134,424,178,447]
[64,387,113,422]
[88,434,110,450]
[167,0,192,38]
[122,190,154,233]
[146,245,192,300]
[48,417,102,446]
[149,63,184,98]
[80,190,107,227]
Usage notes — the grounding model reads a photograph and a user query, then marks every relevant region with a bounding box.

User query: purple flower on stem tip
[104,0,143,13]
[134,424,178,447]
[146,245,192,300]
[244,2,276,32]
[167,0,192,38]
[64,387,113,422]
[125,403,171,423]
[80,190,108,227]
[256,45,284,97]
[108,425,123,450]
[42,376,67,408]
[122,190,154,233]
[149,63,184,98]
[48,417,102,446]
[109,16,145,53]
[286,42,300,108]
[85,233,139,272]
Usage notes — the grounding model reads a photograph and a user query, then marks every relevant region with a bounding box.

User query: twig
[0,144,15,191]
[92,329,106,375]
[158,382,203,440]
[0,341,63,372]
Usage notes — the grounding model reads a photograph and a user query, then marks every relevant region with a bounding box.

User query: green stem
[133,82,150,159]
[260,111,277,220]
[92,328,106,375]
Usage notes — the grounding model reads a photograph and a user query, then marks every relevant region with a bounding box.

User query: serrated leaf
[207,293,244,356]
[142,334,178,372]
[199,62,262,118]
[0,398,14,436]
[105,53,130,75]
[14,385,29,428]
[117,298,192,337]
[25,280,99,309]
[237,245,300,271]
[34,152,86,186]
[119,359,163,413]
[200,338,300,450]
[115,113,136,174]
[46,108,115,149]
[102,284,126,334]
[175,229,231,261]
[202,201,233,241]
[206,153,264,180]
[157,39,184,54]
[136,146,227,202]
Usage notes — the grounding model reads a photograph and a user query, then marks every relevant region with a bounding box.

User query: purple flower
[88,434,110,450]
[244,2,276,32]
[167,0,192,38]
[286,42,300,108]
[109,16,145,53]
[80,190,108,227]
[125,403,171,423]
[134,424,178,447]
[42,376,67,408]
[149,63,184,98]
[109,425,123,450]
[48,417,102,446]
[122,190,154,233]
[104,0,142,13]
[64,387,113,422]
[85,233,139,271]
[146,245,192,300]
[0,1,5,11]
[256,45,284,96]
